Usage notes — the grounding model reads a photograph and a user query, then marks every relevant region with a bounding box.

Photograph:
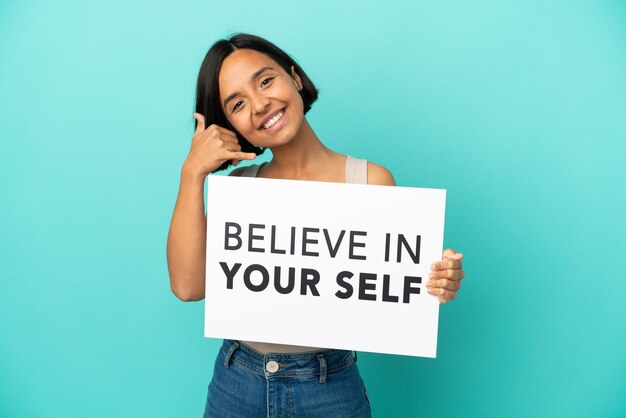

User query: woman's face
[219,49,305,148]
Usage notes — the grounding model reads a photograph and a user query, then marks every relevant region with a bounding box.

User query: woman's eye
[232,101,243,112]
[261,77,275,87]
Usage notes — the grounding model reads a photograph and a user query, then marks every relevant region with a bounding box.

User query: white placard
[205,175,446,357]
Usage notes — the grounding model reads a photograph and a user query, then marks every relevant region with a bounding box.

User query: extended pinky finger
[230,152,257,161]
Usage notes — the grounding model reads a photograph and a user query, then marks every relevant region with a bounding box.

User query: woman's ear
[290,65,303,91]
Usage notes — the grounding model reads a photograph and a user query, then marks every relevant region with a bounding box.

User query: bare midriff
[240,340,326,354]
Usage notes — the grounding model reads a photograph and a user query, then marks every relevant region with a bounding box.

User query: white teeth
[263,110,284,129]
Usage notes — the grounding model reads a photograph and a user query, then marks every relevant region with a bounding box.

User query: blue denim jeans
[203,339,372,418]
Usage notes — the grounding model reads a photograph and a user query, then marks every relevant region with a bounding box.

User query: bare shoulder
[367,161,396,186]
[228,166,248,176]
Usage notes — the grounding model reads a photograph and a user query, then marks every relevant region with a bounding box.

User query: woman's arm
[166,114,255,301]
[166,168,208,301]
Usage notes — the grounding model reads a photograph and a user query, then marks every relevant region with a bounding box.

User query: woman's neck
[266,118,338,178]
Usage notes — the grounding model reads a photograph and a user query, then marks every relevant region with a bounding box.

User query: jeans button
[266,360,279,373]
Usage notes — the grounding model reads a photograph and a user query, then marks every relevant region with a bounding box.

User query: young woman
[166,33,466,418]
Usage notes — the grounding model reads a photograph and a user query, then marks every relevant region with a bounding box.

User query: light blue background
[1,1,625,417]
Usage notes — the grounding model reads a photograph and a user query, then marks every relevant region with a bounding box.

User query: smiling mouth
[261,109,286,130]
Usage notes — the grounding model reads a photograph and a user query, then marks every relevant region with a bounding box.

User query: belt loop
[353,351,358,363]
[223,340,239,368]
[317,353,327,384]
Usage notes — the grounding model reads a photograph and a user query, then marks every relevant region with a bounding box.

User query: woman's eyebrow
[222,66,276,108]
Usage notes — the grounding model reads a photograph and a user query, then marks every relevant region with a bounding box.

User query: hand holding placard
[427,249,465,304]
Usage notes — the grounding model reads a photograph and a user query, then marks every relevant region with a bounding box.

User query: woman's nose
[251,93,271,114]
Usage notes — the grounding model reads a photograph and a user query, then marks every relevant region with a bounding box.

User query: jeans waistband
[220,339,356,383]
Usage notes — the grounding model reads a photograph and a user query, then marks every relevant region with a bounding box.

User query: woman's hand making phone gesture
[183,113,257,177]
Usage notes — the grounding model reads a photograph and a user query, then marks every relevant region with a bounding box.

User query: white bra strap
[345,156,368,184]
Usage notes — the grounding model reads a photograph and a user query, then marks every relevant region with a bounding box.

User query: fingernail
[430,264,436,271]
[428,272,435,279]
